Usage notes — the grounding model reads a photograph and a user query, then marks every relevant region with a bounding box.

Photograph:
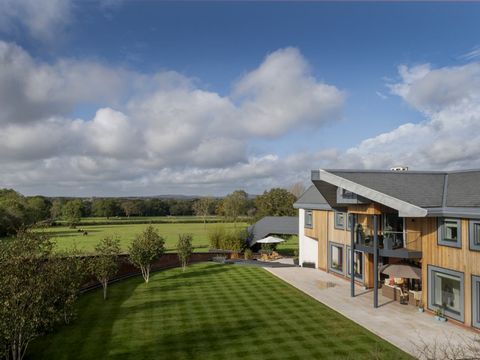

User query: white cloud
[0,0,71,42]
[0,41,345,195]
[338,62,480,170]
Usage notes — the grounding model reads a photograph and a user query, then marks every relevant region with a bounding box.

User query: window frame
[437,218,462,249]
[469,220,480,251]
[346,246,364,281]
[427,265,464,322]
[328,241,345,275]
[304,209,313,229]
[334,211,346,230]
[473,275,480,329]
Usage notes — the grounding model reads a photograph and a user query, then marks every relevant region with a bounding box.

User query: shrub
[244,248,253,260]
[177,233,193,272]
[129,226,165,284]
[208,226,226,249]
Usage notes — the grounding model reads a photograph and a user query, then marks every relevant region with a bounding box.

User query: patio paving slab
[264,263,476,358]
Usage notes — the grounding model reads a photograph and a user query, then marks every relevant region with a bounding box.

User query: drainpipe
[373,214,379,308]
[350,213,356,298]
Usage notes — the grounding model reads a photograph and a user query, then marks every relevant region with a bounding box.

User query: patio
[264,262,476,358]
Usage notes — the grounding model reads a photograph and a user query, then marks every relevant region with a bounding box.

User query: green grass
[28,263,410,360]
[55,215,232,225]
[276,235,299,256]
[37,222,247,254]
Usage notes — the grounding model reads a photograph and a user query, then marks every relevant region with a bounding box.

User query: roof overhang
[293,203,332,210]
[426,207,480,219]
[313,169,428,217]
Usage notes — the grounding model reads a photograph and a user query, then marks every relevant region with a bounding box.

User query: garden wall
[81,251,233,292]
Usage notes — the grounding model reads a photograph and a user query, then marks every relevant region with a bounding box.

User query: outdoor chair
[398,287,409,305]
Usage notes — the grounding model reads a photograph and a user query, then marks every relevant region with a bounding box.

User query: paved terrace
[264,262,476,358]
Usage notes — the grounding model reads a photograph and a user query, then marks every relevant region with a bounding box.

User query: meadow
[38,221,248,254]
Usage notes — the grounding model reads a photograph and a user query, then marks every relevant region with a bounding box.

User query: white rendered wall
[298,209,318,268]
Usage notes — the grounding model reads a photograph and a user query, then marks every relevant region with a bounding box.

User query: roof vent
[390,166,409,171]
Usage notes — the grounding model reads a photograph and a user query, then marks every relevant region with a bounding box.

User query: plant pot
[418,308,424,313]
[293,258,299,266]
[435,315,447,322]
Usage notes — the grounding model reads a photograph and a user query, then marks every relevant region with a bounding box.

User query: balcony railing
[355,229,422,252]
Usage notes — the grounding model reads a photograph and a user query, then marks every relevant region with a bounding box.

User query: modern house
[294,168,480,330]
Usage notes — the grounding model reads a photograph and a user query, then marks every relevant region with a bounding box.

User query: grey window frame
[469,220,480,251]
[328,241,345,275]
[473,276,480,329]
[334,211,346,230]
[346,246,364,281]
[437,218,462,249]
[304,210,313,229]
[428,265,464,322]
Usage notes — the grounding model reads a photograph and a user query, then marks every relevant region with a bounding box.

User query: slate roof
[247,216,298,246]
[293,185,332,210]
[312,169,480,218]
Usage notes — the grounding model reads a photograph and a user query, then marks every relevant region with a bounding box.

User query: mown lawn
[37,222,247,254]
[28,263,410,360]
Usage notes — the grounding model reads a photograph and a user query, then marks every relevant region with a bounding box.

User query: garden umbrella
[380,263,421,279]
[256,236,285,244]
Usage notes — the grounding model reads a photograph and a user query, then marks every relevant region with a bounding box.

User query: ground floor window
[473,276,480,328]
[329,242,344,274]
[428,265,464,322]
[346,247,364,281]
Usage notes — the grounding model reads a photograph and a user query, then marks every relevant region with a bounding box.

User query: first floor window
[305,210,313,228]
[438,218,461,248]
[334,212,346,230]
[329,243,344,274]
[473,276,480,329]
[347,248,363,280]
[428,266,464,322]
[470,220,480,251]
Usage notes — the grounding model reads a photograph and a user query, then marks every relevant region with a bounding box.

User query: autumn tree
[89,236,121,300]
[288,182,306,199]
[176,234,193,272]
[192,197,214,228]
[120,200,140,218]
[129,226,165,283]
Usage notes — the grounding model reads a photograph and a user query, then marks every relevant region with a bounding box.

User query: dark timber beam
[373,214,379,308]
[350,213,356,298]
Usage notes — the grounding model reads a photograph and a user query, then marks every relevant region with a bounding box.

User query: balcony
[354,228,422,259]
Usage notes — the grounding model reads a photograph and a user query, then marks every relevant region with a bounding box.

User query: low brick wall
[81,252,234,292]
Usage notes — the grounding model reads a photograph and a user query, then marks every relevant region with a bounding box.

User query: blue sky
[1,1,480,196]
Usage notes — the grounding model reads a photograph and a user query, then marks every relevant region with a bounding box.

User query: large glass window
[469,220,480,251]
[473,276,480,329]
[428,266,464,322]
[346,247,363,280]
[383,213,404,248]
[329,242,344,274]
[438,218,462,248]
[304,210,313,229]
[334,211,346,230]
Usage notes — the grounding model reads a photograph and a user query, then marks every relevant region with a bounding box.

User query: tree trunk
[103,280,108,300]
[145,264,150,284]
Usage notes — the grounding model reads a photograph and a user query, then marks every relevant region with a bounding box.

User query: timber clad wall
[416,217,480,327]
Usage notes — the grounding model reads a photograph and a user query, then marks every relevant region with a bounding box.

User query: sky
[1,0,480,197]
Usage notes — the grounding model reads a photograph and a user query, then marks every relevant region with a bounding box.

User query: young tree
[0,231,83,360]
[129,226,165,284]
[192,197,214,228]
[90,236,121,300]
[177,234,193,272]
[62,199,83,228]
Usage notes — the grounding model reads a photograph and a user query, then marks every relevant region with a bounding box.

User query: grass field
[27,263,410,360]
[38,222,248,253]
[55,215,233,225]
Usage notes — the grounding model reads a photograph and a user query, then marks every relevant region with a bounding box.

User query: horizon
[1,1,480,197]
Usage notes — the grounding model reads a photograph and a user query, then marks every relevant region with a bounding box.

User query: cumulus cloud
[0,41,345,195]
[338,61,480,170]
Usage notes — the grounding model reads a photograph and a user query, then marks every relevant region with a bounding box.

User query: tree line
[0,184,305,236]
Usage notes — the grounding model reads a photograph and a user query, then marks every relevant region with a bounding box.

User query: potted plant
[293,249,299,266]
[434,307,447,322]
[417,301,424,313]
